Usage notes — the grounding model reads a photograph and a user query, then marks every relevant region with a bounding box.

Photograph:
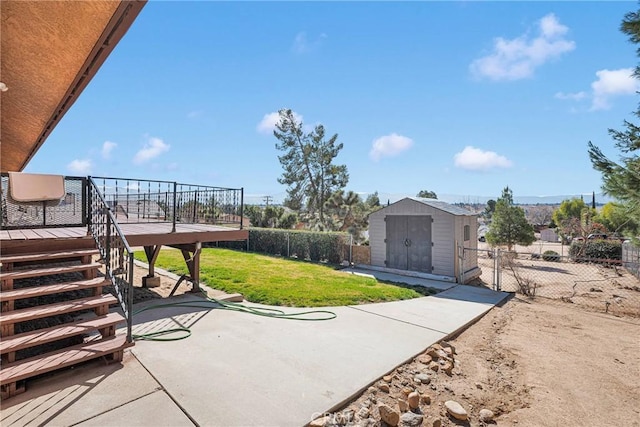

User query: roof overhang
[0,0,146,173]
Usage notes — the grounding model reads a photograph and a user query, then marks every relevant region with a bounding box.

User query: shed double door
[385,215,432,273]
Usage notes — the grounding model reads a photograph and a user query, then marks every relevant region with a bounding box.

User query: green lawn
[134,248,432,307]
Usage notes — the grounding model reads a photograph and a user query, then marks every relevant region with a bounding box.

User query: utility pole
[263,195,273,206]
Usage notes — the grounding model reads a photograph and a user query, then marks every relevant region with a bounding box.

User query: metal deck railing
[0,173,244,231]
[88,177,135,342]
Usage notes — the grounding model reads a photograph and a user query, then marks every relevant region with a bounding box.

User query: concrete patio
[1,282,509,427]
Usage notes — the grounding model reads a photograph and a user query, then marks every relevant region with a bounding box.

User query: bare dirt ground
[317,297,640,427]
[473,241,640,318]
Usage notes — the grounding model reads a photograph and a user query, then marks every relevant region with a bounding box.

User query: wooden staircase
[0,247,132,399]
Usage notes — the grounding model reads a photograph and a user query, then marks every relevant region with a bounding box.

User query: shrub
[569,240,622,261]
[542,250,560,262]
[210,228,349,264]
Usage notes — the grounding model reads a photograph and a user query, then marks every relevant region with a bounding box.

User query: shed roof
[405,197,476,216]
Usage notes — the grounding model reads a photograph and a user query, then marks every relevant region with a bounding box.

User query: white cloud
[292,31,327,54]
[133,136,170,164]
[369,133,414,161]
[453,146,513,171]
[470,13,575,81]
[67,159,92,174]
[101,141,117,159]
[554,91,587,101]
[257,111,303,134]
[590,68,639,111]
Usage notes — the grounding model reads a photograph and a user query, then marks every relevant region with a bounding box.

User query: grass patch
[134,248,426,307]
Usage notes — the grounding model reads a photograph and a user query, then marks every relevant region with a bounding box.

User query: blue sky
[26,1,639,204]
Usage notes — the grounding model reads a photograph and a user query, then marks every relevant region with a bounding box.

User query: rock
[358,406,370,418]
[342,409,355,423]
[407,391,420,409]
[436,349,449,360]
[421,394,431,405]
[402,387,414,396]
[426,347,439,358]
[414,373,431,384]
[398,399,409,412]
[368,386,378,394]
[416,353,432,365]
[378,383,390,393]
[441,341,456,354]
[479,409,495,422]
[444,400,468,421]
[383,375,393,383]
[378,404,400,426]
[442,361,454,376]
[428,361,439,372]
[401,411,424,427]
[309,415,329,427]
[432,418,442,427]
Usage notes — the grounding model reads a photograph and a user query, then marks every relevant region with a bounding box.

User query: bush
[569,240,622,261]
[542,250,560,262]
[210,228,349,264]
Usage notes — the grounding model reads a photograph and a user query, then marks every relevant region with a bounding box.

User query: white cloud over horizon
[591,68,638,110]
[470,13,575,81]
[133,136,170,165]
[454,146,513,171]
[101,141,117,159]
[369,133,414,161]
[67,159,92,174]
[257,111,303,134]
[292,31,327,54]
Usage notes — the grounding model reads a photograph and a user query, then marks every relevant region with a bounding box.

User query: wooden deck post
[168,242,201,293]
[142,245,162,288]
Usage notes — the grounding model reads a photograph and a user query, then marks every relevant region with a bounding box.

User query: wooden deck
[0,223,248,254]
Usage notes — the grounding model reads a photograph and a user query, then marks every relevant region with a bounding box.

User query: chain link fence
[466,246,640,318]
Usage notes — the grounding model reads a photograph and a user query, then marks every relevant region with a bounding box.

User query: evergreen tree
[416,190,438,199]
[588,9,640,234]
[274,109,348,225]
[486,187,535,251]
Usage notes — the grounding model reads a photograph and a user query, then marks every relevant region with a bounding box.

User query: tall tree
[365,191,381,209]
[486,187,535,251]
[483,199,497,221]
[588,9,640,234]
[552,198,588,225]
[416,190,438,199]
[274,109,348,224]
[595,202,639,235]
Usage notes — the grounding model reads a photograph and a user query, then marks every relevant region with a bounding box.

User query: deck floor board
[1,223,248,252]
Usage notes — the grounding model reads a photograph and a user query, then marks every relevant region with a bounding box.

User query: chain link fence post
[496,248,502,291]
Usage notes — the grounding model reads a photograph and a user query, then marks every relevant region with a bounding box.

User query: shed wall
[369,199,456,276]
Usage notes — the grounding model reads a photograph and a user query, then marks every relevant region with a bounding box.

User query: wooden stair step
[0,312,125,354]
[0,278,109,302]
[0,262,103,281]
[0,335,132,385]
[0,249,100,265]
[0,294,118,327]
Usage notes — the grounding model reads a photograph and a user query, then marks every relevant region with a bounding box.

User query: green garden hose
[131,290,337,342]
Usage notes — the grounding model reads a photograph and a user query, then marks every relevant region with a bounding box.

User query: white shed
[368,198,481,283]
